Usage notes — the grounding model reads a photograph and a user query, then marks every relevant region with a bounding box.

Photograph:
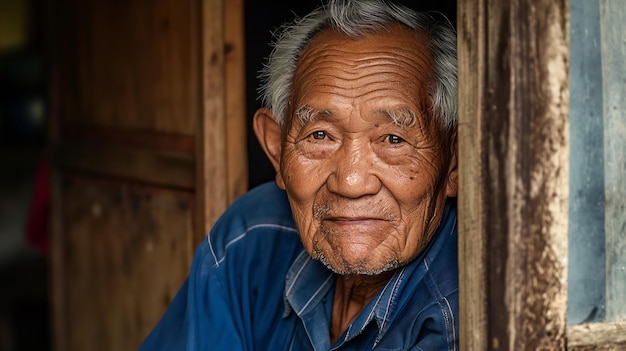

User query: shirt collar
[283,250,334,318]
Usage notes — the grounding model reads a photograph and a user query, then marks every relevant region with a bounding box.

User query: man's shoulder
[201,181,299,266]
[227,181,291,216]
[215,181,295,231]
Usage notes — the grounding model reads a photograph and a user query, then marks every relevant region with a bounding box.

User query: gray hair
[258,0,457,131]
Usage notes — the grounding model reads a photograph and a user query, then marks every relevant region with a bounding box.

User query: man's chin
[313,250,401,276]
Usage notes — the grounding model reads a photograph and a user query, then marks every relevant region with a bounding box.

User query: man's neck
[330,271,395,344]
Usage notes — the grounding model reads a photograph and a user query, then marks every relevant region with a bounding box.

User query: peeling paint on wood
[459,0,569,350]
[568,321,626,350]
[599,0,626,323]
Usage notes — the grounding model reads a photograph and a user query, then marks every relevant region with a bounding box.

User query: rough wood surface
[57,140,195,189]
[196,0,248,241]
[61,126,196,155]
[224,0,249,203]
[458,1,570,350]
[457,0,488,349]
[568,322,626,350]
[197,0,230,240]
[56,0,199,135]
[50,1,250,349]
[506,1,569,349]
[62,176,194,351]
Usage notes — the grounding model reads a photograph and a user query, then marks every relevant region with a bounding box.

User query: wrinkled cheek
[395,165,443,203]
[292,211,319,253]
[279,156,295,185]
[281,158,323,198]
[284,190,317,242]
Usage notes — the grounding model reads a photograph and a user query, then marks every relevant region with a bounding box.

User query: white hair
[258,0,457,131]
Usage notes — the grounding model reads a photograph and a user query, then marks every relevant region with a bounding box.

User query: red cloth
[25,153,50,255]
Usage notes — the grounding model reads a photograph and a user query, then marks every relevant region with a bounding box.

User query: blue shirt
[139,182,458,351]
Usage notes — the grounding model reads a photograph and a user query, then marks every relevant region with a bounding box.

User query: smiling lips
[316,203,394,224]
[325,217,387,223]
[321,216,391,233]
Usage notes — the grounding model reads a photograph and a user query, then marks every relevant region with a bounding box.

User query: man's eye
[384,134,405,144]
[311,131,327,140]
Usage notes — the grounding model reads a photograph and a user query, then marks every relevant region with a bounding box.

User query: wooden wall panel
[457,0,488,349]
[58,0,199,134]
[60,175,194,350]
[197,0,228,235]
[56,140,195,190]
[49,0,249,349]
[224,0,249,202]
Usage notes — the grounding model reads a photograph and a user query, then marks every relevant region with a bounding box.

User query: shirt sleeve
[137,241,245,351]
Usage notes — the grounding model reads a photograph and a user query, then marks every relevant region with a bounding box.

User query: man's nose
[327,143,381,198]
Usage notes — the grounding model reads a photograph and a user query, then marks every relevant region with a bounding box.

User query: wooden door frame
[197,0,247,239]
[458,1,570,349]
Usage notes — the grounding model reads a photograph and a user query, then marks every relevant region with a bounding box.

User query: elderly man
[140,0,458,350]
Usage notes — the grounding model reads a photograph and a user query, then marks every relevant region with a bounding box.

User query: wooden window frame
[457,1,626,350]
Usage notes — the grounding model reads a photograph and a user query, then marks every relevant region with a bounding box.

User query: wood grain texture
[569,343,626,351]
[568,322,626,350]
[458,1,570,350]
[61,126,196,155]
[56,140,195,189]
[224,0,249,203]
[49,0,250,350]
[57,0,199,135]
[197,0,228,240]
[457,0,488,349]
[62,176,194,351]
[507,1,569,349]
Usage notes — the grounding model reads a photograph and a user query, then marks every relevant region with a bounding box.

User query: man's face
[276,26,457,275]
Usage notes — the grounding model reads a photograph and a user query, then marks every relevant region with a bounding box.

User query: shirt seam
[298,274,334,315]
[208,223,298,268]
[286,252,313,296]
[379,266,406,334]
[425,269,458,351]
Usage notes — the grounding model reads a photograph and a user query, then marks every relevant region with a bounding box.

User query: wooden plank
[599,0,626,323]
[458,0,569,350]
[505,1,569,348]
[568,322,626,350]
[457,0,488,349]
[61,126,196,155]
[62,0,199,135]
[224,0,249,202]
[56,141,195,189]
[62,176,194,351]
[569,342,626,351]
[198,0,229,240]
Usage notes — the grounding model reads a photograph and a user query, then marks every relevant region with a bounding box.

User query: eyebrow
[294,105,331,125]
[294,104,417,128]
[381,106,417,128]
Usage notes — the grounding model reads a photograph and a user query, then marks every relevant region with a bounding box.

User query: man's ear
[445,126,458,197]
[253,108,285,188]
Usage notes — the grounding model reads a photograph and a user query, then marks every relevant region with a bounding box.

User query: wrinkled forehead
[290,24,434,118]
